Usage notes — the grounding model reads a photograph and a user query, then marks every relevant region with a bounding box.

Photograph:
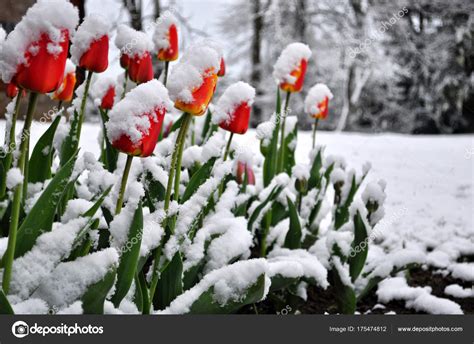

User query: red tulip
[236,161,255,185]
[304,83,333,120]
[100,86,115,110]
[13,30,70,94]
[128,52,154,84]
[6,83,19,99]
[217,57,226,77]
[279,59,307,93]
[78,35,109,73]
[215,81,255,134]
[174,70,218,116]
[52,71,76,102]
[157,24,178,62]
[120,53,130,69]
[111,107,165,157]
[107,79,171,157]
[219,102,251,134]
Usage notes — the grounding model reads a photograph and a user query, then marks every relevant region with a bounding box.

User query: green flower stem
[121,70,128,100]
[2,91,38,294]
[312,118,319,149]
[115,154,134,215]
[149,113,191,308]
[76,70,93,143]
[173,113,192,204]
[163,61,170,86]
[277,91,291,173]
[0,94,22,198]
[218,132,234,196]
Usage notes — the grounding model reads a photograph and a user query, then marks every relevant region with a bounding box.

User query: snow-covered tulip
[304,83,333,148]
[273,43,312,172]
[115,25,154,85]
[0,1,79,94]
[52,59,76,102]
[106,79,172,158]
[91,76,122,111]
[214,81,256,135]
[168,45,220,116]
[107,79,172,213]
[6,82,19,98]
[71,14,110,73]
[154,13,179,62]
[0,0,79,294]
[236,161,256,185]
[273,42,312,93]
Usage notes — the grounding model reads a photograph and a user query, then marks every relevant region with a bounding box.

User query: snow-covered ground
[2,120,473,265]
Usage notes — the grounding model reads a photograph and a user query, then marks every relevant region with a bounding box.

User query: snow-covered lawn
[2,120,472,255]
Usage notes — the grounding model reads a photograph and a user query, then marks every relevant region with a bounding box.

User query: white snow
[6,167,23,189]
[90,74,122,108]
[212,82,255,125]
[304,83,333,115]
[106,79,172,144]
[115,24,153,58]
[444,284,474,298]
[33,248,119,308]
[70,14,110,65]
[273,42,311,85]
[0,0,79,83]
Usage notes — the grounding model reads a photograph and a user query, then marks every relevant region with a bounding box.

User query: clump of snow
[212,82,255,125]
[0,26,6,43]
[167,44,220,103]
[12,299,49,314]
[273,42,311,85]
[366,248,426,279]
[152,12,178,51]
[115,24,153,57]
[70,14,110,65]
[6,167,23,189]
[159,259,270,314]
[181,145,203,169]
[449,263,474,282]
[406,292,463,315]
[304,83,333,115]
[8,218,89,299]
[256,116,276,145]
[267,248,328,289]
[33,248,119,308]
[444,284,474,298]
[362,180,387,205]
[0,0,79,83]
[106,79,172,145]
[292,163,309,180]
[200,131,226,162]
[61,199,97,223]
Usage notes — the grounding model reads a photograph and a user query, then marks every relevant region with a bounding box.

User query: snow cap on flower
[153,11,178,61]
[213,82,255,125]
[90,75,123,110]
[273,42,312,85]
[106,79,172,145]
[304,83,333,115]
[115,24,154,58]
[167,43,220,115]
[0,26,6,44]
[0,0,79,83]
[70,14,110,65]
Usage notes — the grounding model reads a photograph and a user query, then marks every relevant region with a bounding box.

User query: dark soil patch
[240,264,473,314]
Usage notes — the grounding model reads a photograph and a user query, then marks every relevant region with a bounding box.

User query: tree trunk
[250,0,263,126]
[124,0,142,31]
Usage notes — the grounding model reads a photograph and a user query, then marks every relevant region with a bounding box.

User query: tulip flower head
[213,81,256,135]
[201,39,225,77]
[6,82,19,99]
[273,42,312,93]
[168,44,220,116]
[115,25,154,83]
[91,75,123,111]
[71,14,110,73]
[153,12,179,62]
[106,79,172,157]
[0,0,79,94]
[304,83,333,120]
[52,59,76,102]
[236,161,256,185]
